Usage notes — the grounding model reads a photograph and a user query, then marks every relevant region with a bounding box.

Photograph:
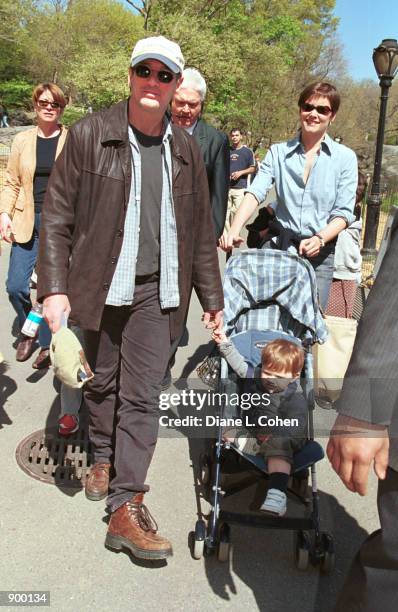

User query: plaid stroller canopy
[223,250,328,345]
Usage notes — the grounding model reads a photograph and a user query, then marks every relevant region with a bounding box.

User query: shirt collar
[162,116,173,143]
[128,115,173,150]
[285,131,334,158]
[184,120,198,135]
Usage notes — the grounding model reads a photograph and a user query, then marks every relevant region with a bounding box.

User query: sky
[334,0,398,81]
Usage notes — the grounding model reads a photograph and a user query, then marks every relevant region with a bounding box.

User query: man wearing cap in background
[37,36,224,561]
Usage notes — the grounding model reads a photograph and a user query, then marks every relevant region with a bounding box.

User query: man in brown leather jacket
[37,36,224,561]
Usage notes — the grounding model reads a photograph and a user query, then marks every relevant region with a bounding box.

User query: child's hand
[212,329,227,344]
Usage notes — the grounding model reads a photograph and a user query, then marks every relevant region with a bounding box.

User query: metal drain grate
[16,420,93,488]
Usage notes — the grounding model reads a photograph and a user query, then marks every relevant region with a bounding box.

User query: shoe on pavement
[105,493,173,560]
[58,414,79,436]
[85,462,111,501]
[32,348,51,369]
[16,334,36,362]
[260,488,287,516]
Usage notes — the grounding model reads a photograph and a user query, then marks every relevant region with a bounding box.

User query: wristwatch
[314,233,325,248]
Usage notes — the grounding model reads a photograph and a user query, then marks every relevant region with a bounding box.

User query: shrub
[62,106,87,127]
[0,79,33,109]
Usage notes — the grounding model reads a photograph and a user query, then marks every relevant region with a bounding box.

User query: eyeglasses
[301,102,332,116]
[133,64,175,84]
[37,99,62,109]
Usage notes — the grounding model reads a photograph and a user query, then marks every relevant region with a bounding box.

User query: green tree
[0,0,35,80]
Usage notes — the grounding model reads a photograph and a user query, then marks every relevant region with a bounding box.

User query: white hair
[179,68,207,101]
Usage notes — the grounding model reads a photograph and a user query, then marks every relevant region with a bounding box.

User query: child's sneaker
[58,414,79,436]
[260,488,287,516]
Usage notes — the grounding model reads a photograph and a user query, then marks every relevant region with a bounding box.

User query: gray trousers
[335,466,398,612]
[83,282,171,512]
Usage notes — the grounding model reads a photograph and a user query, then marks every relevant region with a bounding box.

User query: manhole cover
[16,418,93,488]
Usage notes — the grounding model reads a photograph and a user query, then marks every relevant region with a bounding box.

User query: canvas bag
[314,315,357,406]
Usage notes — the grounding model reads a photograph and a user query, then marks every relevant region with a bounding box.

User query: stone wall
[0,126,32,150]
[382,145,398,180]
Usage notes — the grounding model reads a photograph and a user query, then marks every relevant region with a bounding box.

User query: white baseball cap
[130,36,185,74]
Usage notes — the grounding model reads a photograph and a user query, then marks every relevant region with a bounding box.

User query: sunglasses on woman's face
[37,99,61,109]
[301,102,332,116]
[133,64,175,84]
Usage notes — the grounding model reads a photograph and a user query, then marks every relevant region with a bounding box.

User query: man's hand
[230,170,242,181]
[202,310,223,332]
[326,414,389,496]
[218,230,244,252]
[43,294,71,333]
[0,212,14,243]
[299,236,321,258]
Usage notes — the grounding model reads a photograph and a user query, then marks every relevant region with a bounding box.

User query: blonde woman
[0,83,67,367]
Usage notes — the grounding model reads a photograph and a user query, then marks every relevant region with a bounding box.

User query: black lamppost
[363,38,398,255]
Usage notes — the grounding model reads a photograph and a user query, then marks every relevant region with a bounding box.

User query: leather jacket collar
[100,99,189,166]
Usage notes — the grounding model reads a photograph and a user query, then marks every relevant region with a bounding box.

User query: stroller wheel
[217,523,231,563]
[319,532,335,574]
[199,453,211,486]
[294,530,310,571]
[192,520,206,560]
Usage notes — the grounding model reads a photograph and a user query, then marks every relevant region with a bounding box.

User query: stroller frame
[191,251,334,572]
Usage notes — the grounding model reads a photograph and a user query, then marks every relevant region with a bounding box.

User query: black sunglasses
[37,99,61,109]
[133,64,175,84]
[301,102,332,116]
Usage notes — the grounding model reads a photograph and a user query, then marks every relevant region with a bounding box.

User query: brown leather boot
[85,462,111,501]
[105,493,173,560]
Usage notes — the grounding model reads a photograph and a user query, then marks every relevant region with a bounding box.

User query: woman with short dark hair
[220,81,358,309]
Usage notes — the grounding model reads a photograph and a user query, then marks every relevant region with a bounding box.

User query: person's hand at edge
[326,414,389,496]
[0,212,14,243]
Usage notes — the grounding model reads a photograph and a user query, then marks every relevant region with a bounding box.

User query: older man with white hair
[171,68,229,239]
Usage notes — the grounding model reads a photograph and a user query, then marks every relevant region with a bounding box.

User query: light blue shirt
[247,133,357,237]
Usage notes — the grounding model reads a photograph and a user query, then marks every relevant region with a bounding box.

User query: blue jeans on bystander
[6,212,51,348]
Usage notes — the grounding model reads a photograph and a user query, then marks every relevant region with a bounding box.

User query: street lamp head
[373,39,398,80]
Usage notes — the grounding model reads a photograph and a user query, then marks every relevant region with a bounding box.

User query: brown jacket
[0,126,67,243]
[37,100,224,337]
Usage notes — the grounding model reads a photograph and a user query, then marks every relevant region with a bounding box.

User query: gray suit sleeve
[337,216,398,426]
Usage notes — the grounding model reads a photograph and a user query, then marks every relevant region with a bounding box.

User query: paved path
[0,242,379,612]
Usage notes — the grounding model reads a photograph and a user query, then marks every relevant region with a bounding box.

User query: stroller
[192,249,334,572]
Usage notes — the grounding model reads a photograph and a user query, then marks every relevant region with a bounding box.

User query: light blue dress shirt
[247,133,357,237]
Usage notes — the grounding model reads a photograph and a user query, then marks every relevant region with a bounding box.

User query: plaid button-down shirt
[106,120,179,309]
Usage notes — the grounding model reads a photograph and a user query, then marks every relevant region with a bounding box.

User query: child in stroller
[213,331,307,516]
[192,251,334,570]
